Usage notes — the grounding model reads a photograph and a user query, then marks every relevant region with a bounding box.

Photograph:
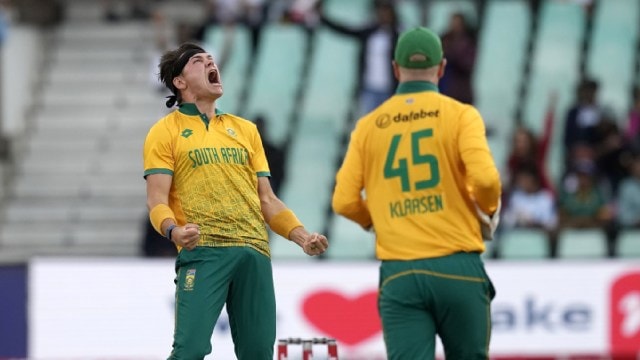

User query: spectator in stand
[557,159,617,257]
[319,0,401,116]
[254,115,288,197]
[563,78,603,163]
[239,0,269,56]
[204,0,269,56]
[501,165,558,257]
[594,113,633,196]
[506,94,556,194]
[617,153,640,229]
[439,12,477,104]
[625,86,640,150]
[283,0,319,26]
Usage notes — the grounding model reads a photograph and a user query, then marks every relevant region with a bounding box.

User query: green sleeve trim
[144,168,174,178]
[257,171,271,177]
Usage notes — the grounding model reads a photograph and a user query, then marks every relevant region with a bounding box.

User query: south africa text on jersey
[188,147,250,168]
[389,194,444,218]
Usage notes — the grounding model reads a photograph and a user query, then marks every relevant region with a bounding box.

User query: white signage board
[29,258,640,359]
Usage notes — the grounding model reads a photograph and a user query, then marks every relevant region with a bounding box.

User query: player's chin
[210,86,223,98]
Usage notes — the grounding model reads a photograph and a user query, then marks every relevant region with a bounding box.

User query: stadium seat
[398,0,422,28]
[205,25,251,114]
[279,120,339,231]
[0,223,70,247]
[487,136,508,177]
[524,0,585,134]
[557,228,608,259]
[326,214,376,260]
[245,24,306,145]
[278,27,358,249]
[498,228,550,259]
[427,0,477,35]
[617,229,640,258]
[269,236,315,260]
[474,0,529,140]
[585,0,639,118]
[323,0,371,26]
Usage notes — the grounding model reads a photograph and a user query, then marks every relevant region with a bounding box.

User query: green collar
[178,103,225,128]
[396,81,439,95]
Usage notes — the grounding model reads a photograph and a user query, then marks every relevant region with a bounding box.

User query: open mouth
[208,70,219,84]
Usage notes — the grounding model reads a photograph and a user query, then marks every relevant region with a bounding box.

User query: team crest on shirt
[184,269,196,291]
[226,128,237,138]
[406,98,414,104]
[181,129,194,138]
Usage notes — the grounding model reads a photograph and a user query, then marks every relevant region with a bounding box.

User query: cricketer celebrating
[143,43,328,360]
[333,27,501,359]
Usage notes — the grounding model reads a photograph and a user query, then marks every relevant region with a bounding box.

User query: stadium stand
[617,229,640,258]
[585,0,639,119]
[243,24,308,145]
[272,27,359,259]
[427,0,477,35]
[499,228,550,260]
[323,0,371,26]
[475,0,530,172]
[557,228,608,259]
[397,0,421,29]
[205,25,251,115]
[523,0,585,183]
[0,21,163,261]
[474,0,529,142]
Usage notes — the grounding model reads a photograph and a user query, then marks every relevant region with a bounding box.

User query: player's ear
[437,58,447,79]
[173,76,186,90]
[392,61,400,81]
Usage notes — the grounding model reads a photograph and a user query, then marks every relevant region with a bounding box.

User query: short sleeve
[143,121,175,178]
[251,125,271,177]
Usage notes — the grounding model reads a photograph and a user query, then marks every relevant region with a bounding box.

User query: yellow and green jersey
[333,81,501,260]
[143,103,271,256]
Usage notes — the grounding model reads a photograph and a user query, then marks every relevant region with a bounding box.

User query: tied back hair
[158,43,206,108]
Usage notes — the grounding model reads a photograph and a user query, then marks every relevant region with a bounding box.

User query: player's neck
[399,74,439,84]
[397,66,440,84]
[192,100,217,119]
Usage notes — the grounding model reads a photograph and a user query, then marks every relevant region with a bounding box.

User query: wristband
[268,209,304,239]
[165,224,177,241]
[149,203,176,235]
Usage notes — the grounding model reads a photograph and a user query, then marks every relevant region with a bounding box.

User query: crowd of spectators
[499,80,640,258]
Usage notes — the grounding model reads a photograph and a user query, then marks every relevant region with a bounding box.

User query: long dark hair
[158,42,206,107]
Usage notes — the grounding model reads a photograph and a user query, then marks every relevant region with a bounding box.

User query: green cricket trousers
[378,252,496,360]
[168,246,276,360]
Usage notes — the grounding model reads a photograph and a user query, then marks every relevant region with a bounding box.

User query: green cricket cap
[394,27,443,69]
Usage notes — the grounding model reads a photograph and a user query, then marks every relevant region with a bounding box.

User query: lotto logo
[610,272,640,355]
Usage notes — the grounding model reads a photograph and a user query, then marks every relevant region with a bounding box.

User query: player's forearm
[260,191,288,222]
[462,145,501,213]
[288,227,310,248]
[468,165,501,214]
[332,191,372,229]
[459,111,502,214]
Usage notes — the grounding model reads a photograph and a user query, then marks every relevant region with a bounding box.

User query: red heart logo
[302,290,382,346]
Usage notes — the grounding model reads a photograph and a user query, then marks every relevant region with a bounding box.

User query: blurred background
[0,0,639,359]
